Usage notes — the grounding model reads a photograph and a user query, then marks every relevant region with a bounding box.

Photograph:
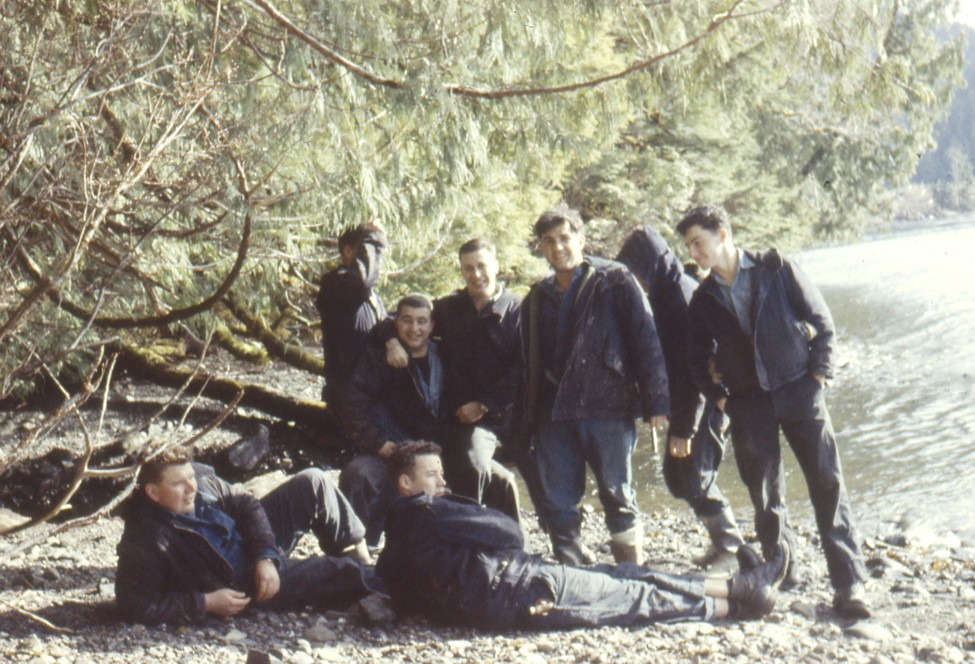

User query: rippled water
[632,218,975,544]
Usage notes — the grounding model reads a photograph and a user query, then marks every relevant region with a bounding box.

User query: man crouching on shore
[116,449,379,625]
[377,441,789,631]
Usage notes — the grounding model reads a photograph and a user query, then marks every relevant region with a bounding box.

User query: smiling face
[397,453,447,497]
[460,248,499,303]
[538,221,585,276]
[144,462,198,515]
[682,223,728,272]
[395,305,433,357]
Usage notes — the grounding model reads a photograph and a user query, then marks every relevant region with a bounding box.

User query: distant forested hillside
[914,25,975,211]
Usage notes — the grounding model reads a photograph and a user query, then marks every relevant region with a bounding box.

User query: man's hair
[137,448,193,488]
[338,221,381,251]
[396,293,433,315]
[458,237,497,259]
[386,440,443,484]
[676,204,731,236]
[533,203,584,239]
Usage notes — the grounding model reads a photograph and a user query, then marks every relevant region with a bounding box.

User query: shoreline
[1,496,973,663]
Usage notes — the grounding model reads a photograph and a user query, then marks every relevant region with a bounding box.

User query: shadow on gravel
[0,565,116,593]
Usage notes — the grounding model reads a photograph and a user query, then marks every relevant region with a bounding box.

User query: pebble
[224,629,248,643]
[303,623,336,643]
[846,623,894,642]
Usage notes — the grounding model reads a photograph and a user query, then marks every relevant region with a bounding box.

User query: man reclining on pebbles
[115,449,379,625]
[377,440,789,631]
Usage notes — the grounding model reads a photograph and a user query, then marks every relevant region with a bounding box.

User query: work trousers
[663,402,734,519]
[530,418,640,536]
[726,374,867,590]
[518,561,712,630]
[254,469,378,611]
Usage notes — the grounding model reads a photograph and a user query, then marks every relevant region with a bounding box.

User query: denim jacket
[376,493,539,630]
[687,249,835,402]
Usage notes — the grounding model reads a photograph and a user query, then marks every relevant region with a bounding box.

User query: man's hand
[812,373,826,386]
[668,436,692,459]
[385,338,409,369]
[204,588,251,617]
[455,401,488,424]
[253,559,280,603]
[646,415,668,428]
[716,397,728,413]
[377,441,398,458]
[707,356,723,385]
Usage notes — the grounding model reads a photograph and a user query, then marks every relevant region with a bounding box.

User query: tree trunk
[117,345,328,425]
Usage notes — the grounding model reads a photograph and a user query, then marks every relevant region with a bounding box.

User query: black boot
[550,526,596,566]
[729,540,790,616]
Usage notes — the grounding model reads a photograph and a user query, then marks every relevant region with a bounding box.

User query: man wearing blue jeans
[116,449,377,625]
[377,441,788,631]
[515,204,670,565]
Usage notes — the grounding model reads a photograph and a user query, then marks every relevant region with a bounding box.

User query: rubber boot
[609,525,645,565]
[692,507,745,575]
[551,526,596,566]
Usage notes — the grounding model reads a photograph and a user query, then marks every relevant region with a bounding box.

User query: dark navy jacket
[430,287,521,432]
[687,249,835,403]
[316,227,387,403]
[338,340,449,455]
[374,287,521,434]
[376,493,540,630]
[616,227,702,439]
[517,256,670,433]
[115,464,280,625]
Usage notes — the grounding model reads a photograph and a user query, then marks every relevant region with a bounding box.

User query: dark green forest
[0,0,967,428]
[914,24,975,211]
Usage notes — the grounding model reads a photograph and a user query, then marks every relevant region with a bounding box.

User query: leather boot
[692,507,745,574]
[609,526,645,565]
[551,526,596,566]
[729,539,790,617]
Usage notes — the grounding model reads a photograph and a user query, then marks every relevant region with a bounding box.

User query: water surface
[631,218,975,544]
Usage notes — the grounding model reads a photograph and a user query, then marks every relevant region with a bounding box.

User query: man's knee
[339,456,387,493]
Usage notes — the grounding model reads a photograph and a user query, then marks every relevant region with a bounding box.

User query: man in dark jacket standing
[383,238,521,518]
[616,227,745,573]
[677,204,870,618]
[115,450,376,625]
[316,221,388,405]
[517,204,670,565]
[377,441,786,631]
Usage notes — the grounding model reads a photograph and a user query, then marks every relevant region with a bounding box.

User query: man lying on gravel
[115,449,381,625]
[377,441,789,631]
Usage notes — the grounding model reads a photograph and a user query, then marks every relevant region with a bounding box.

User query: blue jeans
[253,469,380,611]
[531,418,640,536]
[663,401,734,519]
[519,562,713,629]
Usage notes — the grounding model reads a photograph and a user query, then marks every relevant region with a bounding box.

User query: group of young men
[114,202,871,631]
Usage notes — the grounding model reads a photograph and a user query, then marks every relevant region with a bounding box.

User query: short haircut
[396,293,433,315]
[137,448,193,488]
[386,440,443,484]
[676,204,731,236]
[338,221,381,250]
[458,237,497,259]
[533,203,584,238]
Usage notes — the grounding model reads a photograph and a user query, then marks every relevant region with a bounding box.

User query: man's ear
[397,473,412,496]
[144,483,160,504]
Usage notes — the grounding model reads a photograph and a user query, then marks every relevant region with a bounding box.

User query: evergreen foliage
[0,0,964,402]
